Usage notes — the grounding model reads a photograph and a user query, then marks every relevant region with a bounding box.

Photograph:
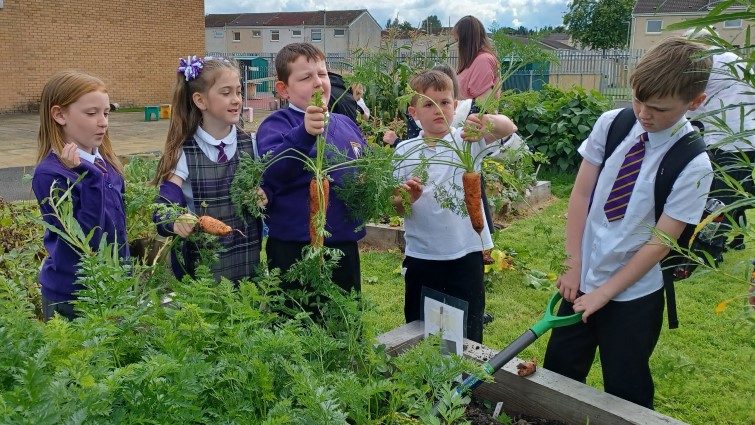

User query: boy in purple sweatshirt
[257,43,369,295]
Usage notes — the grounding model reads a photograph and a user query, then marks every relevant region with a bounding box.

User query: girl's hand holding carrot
[304,105,327,136]
[59,143,82,168]
[173,213,197,238]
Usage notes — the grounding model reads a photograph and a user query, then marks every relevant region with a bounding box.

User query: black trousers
[265,238,362,294]
[41,294,77,321]
[403,252,485,343]
[711,148,755,237]
[543,288,665,409]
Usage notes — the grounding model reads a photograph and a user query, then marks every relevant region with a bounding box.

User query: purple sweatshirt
[256,108,367,243]
[32,153,129,301]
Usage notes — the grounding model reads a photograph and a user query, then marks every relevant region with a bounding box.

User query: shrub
[501,85,612,171]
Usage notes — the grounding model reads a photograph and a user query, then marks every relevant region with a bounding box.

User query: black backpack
[327,72,359,124]
[601,108,723,329]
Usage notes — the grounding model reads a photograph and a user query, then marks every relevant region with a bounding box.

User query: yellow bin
[159,104,172,119]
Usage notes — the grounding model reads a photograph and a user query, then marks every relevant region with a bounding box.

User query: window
[214,31,224,39]
[723,19,742,28]
[334,29,345,37]
[252,30,261,38]
[232,31,241,42]
[645,20,662,34]
[271,30,280,41]
[311,29,322,42]
[292,29,302,38]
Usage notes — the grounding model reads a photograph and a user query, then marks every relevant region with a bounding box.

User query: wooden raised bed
[360,181,552,251]
[376,321,687,425]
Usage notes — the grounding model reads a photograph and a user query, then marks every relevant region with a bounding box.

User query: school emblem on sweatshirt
[350,141,362,158]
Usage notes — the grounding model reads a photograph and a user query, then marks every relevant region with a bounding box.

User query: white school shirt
[172,125,237,212]
[689,51,755,152]
[393,127,495,260]
[579,109,713,301]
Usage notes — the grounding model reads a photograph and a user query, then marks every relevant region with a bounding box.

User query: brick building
[0,0,205,113]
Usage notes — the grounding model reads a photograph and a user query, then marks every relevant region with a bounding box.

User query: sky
[204,0,571,31]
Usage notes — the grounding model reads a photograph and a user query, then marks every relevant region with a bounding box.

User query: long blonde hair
[37,70,123,175]
[153,57,240,184]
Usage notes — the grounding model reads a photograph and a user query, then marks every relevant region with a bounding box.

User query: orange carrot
[462,172,484,235]
[197,215,232,236]
[309,178,330,247]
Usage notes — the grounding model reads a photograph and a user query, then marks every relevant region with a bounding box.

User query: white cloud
[204,0,569,30]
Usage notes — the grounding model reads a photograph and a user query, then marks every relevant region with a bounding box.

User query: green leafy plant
[123,156,159,241]
[503,85,612,171]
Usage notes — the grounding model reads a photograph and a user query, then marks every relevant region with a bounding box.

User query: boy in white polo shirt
[543,37,713,409]
[392,69,517,343]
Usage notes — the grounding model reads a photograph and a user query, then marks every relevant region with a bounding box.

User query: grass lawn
[360,176,755,424]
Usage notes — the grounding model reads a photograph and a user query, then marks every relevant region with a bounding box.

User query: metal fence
[212,49,646,112]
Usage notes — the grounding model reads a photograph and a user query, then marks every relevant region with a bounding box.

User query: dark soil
[462,401,568,425]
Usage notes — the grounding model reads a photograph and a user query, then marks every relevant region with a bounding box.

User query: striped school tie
[604,132,647,222]
[94,157,108,174]
[216,142,228,163]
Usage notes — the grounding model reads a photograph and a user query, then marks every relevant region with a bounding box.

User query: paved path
[0,109,271,201]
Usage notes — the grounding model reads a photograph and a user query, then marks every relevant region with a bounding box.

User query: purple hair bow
[178,56,204,81]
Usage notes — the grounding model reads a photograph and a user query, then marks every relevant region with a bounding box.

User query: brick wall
[0,0,205,113]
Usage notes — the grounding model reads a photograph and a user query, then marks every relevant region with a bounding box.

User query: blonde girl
[32,70,128,321]
[152,56,264,283]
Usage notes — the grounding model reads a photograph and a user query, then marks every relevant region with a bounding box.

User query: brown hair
[431,64,459,98]
[409,70,454,106]
[275,43,326,84]
[37,70,123,175]
[153,57,240,184]
[630,36,712,103]
[453,16,497,74]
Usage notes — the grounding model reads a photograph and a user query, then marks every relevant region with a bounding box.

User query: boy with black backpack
[543,37,713,409]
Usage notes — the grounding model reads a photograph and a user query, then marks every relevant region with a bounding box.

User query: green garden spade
[451,291,582,398]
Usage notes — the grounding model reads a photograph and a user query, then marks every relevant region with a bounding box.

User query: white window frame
[252,30,261,38]
[271,30,280,42]
[292,29,302,38]
[311,29,322,42]
[645,19,663,34]
[213,30,224,39]
[334,29,345,37]
[232,31,241,42]
[723,19,742,29]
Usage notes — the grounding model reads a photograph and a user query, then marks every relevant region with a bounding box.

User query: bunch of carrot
[309,178,329,248]
[196,215,232,236]
[462,172,484,235]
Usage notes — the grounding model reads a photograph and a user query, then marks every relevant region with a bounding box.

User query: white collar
[77,147,103,164]
[196,125,236,147]
[645,116,689,148]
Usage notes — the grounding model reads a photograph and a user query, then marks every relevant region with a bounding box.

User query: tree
[419,15,442,33]
[563,0,634,50]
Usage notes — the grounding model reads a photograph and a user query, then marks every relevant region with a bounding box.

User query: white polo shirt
[690,51,755,152]
[393,127,495,260]
[579,109,713,301]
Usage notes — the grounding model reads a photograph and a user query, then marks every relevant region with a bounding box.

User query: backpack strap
[601,107,638,169]
[654,131,707,329]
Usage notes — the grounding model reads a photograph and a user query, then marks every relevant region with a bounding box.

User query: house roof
[633,0,710,14]
[205,10,369,28]
[205,14,241,27]
[231,13,279,26]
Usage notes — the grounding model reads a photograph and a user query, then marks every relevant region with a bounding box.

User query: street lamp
[322,9,327,54]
